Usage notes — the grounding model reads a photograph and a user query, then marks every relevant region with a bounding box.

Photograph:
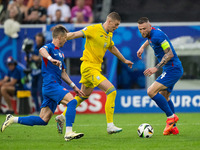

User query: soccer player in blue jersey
[137,17,183,135]
[1,25,85,141]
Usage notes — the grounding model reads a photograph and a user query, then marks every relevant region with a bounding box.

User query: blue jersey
[7,64,25,88]
[41,43,66,86]
[148,27,182,71]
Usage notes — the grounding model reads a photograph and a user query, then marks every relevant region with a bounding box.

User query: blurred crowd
[0,0,94,25]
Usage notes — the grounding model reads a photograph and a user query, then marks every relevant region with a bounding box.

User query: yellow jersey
[80,23,114,64]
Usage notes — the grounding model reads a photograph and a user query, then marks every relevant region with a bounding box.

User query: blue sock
[66,99,77,127]
[18,116,48,126]
[168,99,175,113]
[152,93,173,117]
[168,99,176,126]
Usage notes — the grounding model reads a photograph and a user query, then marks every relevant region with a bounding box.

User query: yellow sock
[105,86,116,123]
[62,96,88,116]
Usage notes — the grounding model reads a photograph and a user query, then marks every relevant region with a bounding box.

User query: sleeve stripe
[81,30,86,38]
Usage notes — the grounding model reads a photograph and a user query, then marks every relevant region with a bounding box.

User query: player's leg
[1,85,15,114]
[60,93,84,141]
[98,79,122,134]
[56,84,92,134]
[62,84,92,116]
[160,90,179,135]
[1,107,50,132]
[147,82,178,135]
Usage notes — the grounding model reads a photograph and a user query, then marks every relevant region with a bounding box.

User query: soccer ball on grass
[137,123,154,138]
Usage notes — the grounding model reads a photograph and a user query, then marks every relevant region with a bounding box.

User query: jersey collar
[101,23,109,34]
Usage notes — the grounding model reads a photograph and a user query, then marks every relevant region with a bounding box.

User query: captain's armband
[161,40,170,51]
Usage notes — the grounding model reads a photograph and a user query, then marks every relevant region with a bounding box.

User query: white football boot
[55,115,65,134]
[107,125,123,134]
[64,131,84,141]
[1,114,14,132]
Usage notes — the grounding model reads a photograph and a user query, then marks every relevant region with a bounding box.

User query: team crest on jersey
[105,36,108,39]
[59,53,62,58]
[100,35,103,37]
[63,88,67,91]
[96,76,100,80]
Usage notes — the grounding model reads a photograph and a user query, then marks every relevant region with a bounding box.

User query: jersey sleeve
[110,37,114,47]
[81,25,93,38]
[41,45,51,54]
[157,33,170,51]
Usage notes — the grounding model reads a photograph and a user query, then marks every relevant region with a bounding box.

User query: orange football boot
[171,126,179,135]
[163,114,179,135]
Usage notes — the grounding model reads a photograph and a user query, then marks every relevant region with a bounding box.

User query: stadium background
[0,0,200,114]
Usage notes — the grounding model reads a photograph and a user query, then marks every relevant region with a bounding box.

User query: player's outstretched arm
[67,31,84,40]
[39,48,60,67]
[108,46,133,68]
[61,70,85,97]
[137,40,149,59]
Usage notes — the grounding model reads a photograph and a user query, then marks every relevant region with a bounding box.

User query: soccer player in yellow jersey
[55,12,133,134]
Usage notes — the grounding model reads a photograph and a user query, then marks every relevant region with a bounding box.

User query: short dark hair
[107,12,121,21]
[35,32,45,44]
[52,25,69,38]
[137,17,149,24]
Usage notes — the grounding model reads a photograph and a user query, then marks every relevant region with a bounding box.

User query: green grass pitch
[0,113,200,150]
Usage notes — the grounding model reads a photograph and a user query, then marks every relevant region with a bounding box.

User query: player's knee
[147,88,155,98]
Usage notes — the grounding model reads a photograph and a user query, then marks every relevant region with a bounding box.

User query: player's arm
[108,46,133,68]
[39,47,60,67]
[137,40,149,59]
[155,40,174,70]
[61,69,85,97]
[67,31,84,40]
[144,40,174,77]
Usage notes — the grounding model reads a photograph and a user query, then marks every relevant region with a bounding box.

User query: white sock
[107,122,114,128]
[167,114,174,118]
[66,127,72,133]
[13,117,19,123]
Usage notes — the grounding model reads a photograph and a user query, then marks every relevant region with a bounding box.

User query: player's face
[59,33,68,47]
[138,22,151,38]
[108,19,120,32]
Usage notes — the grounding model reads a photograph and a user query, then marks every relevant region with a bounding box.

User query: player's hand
[50,59,61,67]
[73,86,85,97]
[137,48,144,59]
[143,67,158,77]
[124,60,134,69]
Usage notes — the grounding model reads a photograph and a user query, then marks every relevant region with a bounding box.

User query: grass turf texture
[0,113,200,150]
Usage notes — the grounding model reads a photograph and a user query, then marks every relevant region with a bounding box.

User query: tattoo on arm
[155,47,174,70]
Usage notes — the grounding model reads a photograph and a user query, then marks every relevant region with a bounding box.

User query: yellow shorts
[79,61,107,88]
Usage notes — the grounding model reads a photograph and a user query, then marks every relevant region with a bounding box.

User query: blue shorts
[156,67,183,93]
[41,81,69,113]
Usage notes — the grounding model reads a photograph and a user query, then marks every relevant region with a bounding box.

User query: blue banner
[115,90,200,113]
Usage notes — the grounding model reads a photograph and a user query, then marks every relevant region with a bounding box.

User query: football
[137,123,154,138]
